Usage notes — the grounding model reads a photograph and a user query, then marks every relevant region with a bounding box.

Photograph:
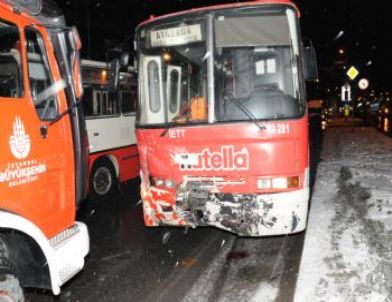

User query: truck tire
[0,274,24,302]
[90,158,117,202]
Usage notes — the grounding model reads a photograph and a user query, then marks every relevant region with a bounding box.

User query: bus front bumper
[141,184,309,237]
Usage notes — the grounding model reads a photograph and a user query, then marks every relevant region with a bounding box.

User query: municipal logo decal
[9,117,31,160]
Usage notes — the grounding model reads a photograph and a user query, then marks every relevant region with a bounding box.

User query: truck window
[25,27,58,121]
[0,19,23,98]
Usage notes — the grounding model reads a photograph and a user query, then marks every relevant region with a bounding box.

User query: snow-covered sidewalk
[295,127,392,302]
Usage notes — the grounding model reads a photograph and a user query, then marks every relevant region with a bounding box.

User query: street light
[338,49,345,55]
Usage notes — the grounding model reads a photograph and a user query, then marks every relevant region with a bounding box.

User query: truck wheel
[90,158,117,202]
[0,274,24,302]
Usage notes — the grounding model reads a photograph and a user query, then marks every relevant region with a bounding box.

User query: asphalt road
[26,125,322,302]
[25,182,304,302]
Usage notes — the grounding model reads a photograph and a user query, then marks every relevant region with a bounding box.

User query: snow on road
[183,237,281,302]
[295,127,392,302]
[183,233,303,302]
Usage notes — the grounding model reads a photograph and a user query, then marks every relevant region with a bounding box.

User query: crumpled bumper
[141,184,309,237]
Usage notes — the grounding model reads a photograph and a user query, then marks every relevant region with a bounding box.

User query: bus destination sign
[150,24,202,47]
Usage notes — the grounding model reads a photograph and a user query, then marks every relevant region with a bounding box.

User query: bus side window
[82,86,101,117]
[25,27,58,121]
[121,90,137,114]
[109,91,119,115]
[102,91,119,116]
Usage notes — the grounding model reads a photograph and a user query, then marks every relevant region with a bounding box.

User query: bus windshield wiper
[224,92,266,131]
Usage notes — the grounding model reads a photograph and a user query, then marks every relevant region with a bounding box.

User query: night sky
[56,0,390,92]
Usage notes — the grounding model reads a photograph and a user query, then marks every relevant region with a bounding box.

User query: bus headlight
[272,177,289,189]
[257,176,300,190]
[154,178,165,187]
[150,177,176,189]
[257,178,272,190]
[165,179,176,189]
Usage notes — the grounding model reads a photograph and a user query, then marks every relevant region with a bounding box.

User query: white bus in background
[81,60,139,201]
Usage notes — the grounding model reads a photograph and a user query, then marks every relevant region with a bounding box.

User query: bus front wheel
[90,158,117,202]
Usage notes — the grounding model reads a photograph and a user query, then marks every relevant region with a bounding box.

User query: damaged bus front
[135,0,317,236]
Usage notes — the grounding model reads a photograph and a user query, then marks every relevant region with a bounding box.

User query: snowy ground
[295,127,392,302]
[183,233,304,302]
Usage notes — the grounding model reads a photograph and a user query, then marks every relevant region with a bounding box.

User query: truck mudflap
[141,183,309,237]
[49,222,90,290]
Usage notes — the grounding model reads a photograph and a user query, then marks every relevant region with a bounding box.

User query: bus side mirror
[72,54,83,99]
[120,52,130,68]
[129,54,138,71]
[109,58,120,92]
[68,27,83,99]
[304,45,318,82]
[70,27,82,51]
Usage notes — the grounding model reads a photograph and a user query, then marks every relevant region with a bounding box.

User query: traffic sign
[358,78,369,90]
[347,66,359,80]
[341,83,351,101]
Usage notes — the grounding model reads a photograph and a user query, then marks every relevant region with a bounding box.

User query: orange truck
[0,0,89,300]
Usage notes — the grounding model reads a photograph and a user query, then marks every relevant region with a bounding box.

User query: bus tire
[0,274,24,302]
[90,158,117,202]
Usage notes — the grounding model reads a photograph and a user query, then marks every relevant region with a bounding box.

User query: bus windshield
[137,6,302,126]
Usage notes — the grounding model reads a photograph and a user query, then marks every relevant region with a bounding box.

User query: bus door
[141,56,165,124]
[166,65,181,121]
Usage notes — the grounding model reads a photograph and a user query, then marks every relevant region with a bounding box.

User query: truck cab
[0,0,89,300]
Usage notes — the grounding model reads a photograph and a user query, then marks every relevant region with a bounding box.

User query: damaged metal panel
[140,175,309,236]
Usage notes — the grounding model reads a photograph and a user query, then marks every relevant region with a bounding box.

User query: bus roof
[137,0,299,29]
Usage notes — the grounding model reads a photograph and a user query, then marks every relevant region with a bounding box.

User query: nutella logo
[174,146,249,172]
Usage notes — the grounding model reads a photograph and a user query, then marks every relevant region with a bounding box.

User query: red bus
[81,60,139,201]
[133,0,318,236]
